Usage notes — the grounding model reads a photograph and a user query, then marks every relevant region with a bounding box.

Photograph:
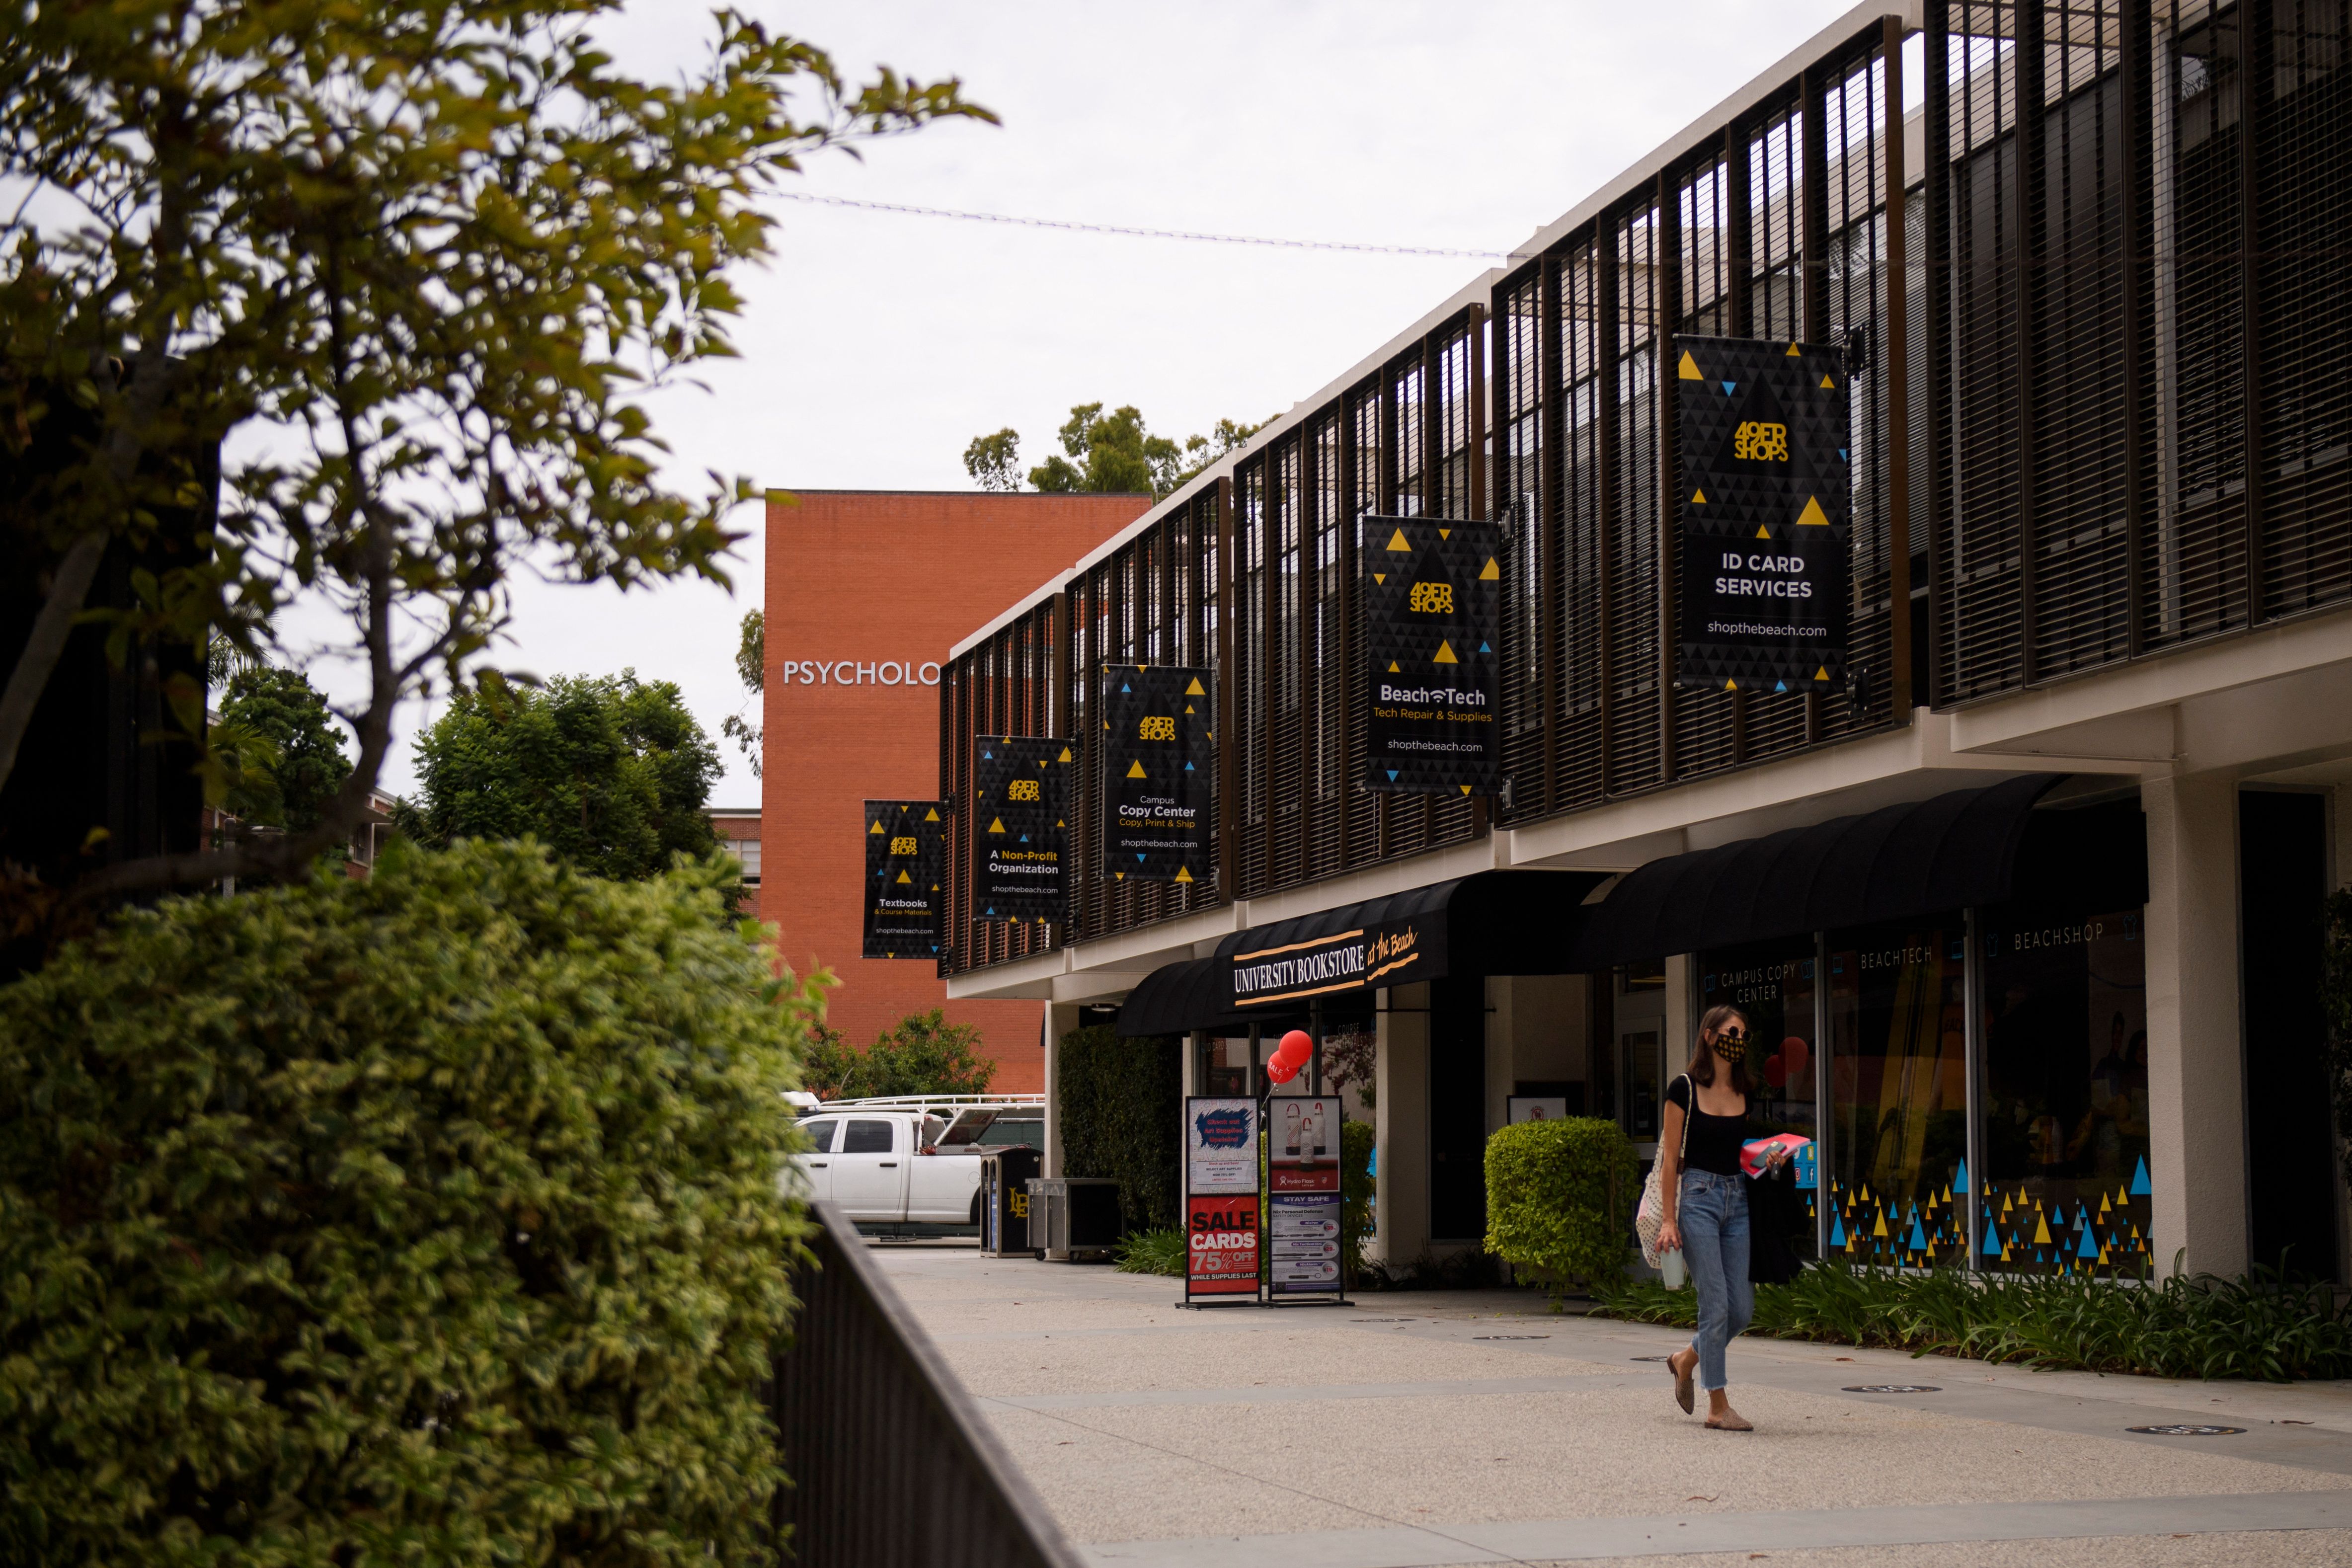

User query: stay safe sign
[1186,1192,1261,1296]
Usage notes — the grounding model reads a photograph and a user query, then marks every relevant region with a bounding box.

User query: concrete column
[1484,976,1512,1140]
[1043,1002,1084,1179]
[2142,772,2248,1277]
[1180,1029,1202,1098]
[1374,982,1431,1266]
[1665,953,1697,1071]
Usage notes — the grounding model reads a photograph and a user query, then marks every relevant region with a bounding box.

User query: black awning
[1568,773,2082,967]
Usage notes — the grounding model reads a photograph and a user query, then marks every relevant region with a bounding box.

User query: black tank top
[1665,1076,1749,1177]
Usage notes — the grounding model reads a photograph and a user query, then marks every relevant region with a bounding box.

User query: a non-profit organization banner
[1221,918,1439,1013]
[1362,514,1500,795]
[861,799,944,959]
[1100,664,1213,885]
[1269,1096,1344,1296]
[1674,335,1851,692]
[973,735,1068,923]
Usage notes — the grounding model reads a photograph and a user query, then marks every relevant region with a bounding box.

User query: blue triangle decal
[1387,770,1399,781]
[1954,1159,1970,1194]
[1184,761,1195,771]
[1722,381,1736,394]
[2130,1156,2151,1196]
[1774,680,1787,692]
[1137,853,1146,862]
[1830,1216,1846,1247]
[2077,1228,2100,1259]
[1838,448,1849,460]
[1019,834,1029,843]
[1982,1224,2002,1256]
[1121,683,1131,692]
[1479,641,1490,653]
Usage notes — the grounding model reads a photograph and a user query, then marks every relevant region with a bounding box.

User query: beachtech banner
[973,735,1068,923]
[1361,514,1500,795]
[1100,664,1213,885]
[1220,917,1442,1012]
[1674,335,1851,692]
[861,799,944,959]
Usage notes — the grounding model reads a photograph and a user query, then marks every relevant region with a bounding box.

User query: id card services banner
[973,735,1068,923]
[1100,664,1213,884]
[861,799,943,959]
[1361,514,1500,796]
[1186,1097,1258,1195]
[1673,335,1851,693]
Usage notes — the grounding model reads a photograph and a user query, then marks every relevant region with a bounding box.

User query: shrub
[1484,1116,1640,1292]
[1056,1024,1182,1234]
[801,1009,996,1100]
[1340,1119,1376,1285]
[1112,1227,1187,1276]
[0,841,819,1566]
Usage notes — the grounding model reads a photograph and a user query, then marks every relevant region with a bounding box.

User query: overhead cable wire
[778,190,1512,261]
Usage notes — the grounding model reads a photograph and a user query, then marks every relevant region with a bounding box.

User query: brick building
[760,490,1145,1091]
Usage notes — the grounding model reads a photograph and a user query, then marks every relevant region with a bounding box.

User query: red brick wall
[760,490,1146,1094]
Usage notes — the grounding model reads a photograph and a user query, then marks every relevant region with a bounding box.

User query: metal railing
[771,1200,1082,1568]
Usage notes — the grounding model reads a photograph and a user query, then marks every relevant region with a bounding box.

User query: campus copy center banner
[861,799,944,959]
[1362,515,1500,795]
[1100,664,1213,884]
[972,736,1069,923]
[1674,336,1851,692]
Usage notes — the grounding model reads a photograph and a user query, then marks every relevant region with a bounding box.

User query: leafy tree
[964,404,1267,500]
[210,666,353,833]
[0,0,990,909]
[721,607,764,779]
[0,840,823,1563]
[801,1009,997,1100]
[395,671,722,882]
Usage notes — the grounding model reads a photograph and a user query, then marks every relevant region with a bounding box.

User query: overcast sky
[361,0,1868,805]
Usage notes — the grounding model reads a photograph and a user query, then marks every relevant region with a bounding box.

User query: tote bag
[1634,1074,1693,1270]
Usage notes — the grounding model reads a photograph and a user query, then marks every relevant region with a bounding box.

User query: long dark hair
[1684,1003,1756,1095]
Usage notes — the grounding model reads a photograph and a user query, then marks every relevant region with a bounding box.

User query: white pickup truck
[790,1097,1043,1229]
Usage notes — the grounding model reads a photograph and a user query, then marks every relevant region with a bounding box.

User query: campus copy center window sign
[1361,514,1500,795]
[1184,1097,1259,1299]
[1100,664,1213,885]
[861,799,943,960]
[1673,336,1851,692]
[972,736,1069,923]
[1269,1096,1344,1295]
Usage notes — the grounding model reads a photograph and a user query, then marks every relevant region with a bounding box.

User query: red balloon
[1266,1055,1299,1084]
[1782,1036,1810,1077]
[1762,1053,1788,1089]
[1277,1029,1313,1062]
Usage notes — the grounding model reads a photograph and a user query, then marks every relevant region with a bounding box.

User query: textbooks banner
[1361,514,1500,796]
[1100,664,1214,884]
[1673,335,1852,692]
[861,799,944,959]
[973,735,1069,924]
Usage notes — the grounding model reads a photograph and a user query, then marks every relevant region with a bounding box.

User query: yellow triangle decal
[1055,818,1064,827]
[896,870,912,884]
[1184,704,1194,713]
[925,807,940,821]
[1438,528,1451,540]
[988,817,1007,834]
[1814,666,1831,682]
[1388,661,1401,673]
[1677,350,1702,379]
[1797,496,1830,527]
[1786,341,1802,356]
[1433,641,1458,664]
[1115,871,1124,880]
[1386,528,1411,551]
[1175,866,1193,883]
[1724,679,1738,692]
[1057,746,1072,763]
[1373,572,1387,585]
[1755,525,1772,540]
[1873,1212,1889,1238]
[869,820,885,834]
[1692,489,1707,504]
[1126,760,1146,779]
[1820,374,1836,390]
[1479,556,1499,581]
[1459,784,1472,795]
[1185,677,1205,696]
[2033,1213,2052,1245]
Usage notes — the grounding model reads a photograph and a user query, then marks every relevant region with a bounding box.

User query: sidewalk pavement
[871,1241,2352,1568]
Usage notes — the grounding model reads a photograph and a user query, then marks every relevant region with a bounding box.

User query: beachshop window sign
[1673,335,1851,693]
[972,735,1068,924]
[776,658,941,687]
[1220,919,1441,1012]
[1361,514,1500,796]
[1100,663,1213,886]
[862,799,943,960]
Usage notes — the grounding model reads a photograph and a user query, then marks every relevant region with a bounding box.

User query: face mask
[1709,1034,1745,1065]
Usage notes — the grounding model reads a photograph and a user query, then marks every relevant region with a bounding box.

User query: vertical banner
[1100,664,1214,885]
[1184,1097,1260,1302]
[1361,514,1500,795]
[1267,1096,1345,1297]
[861,799,944,959]
[1673,336,1852,692]
[972,736,1069,924]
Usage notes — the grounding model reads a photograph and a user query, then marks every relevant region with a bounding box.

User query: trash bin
[1025,1176,1123,1262]
[979,1147,1042,1255]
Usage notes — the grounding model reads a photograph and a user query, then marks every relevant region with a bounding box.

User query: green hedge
[0,841,814,1566]
[1340,1119,1376,1284]
[1483,1116,1640,1291]
[1056,1024,1182,1233]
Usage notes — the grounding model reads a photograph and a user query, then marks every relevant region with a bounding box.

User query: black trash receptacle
[1027,1176,1123,1261]
[979,1147,1042,1256]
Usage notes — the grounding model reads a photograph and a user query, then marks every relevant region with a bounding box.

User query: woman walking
[1655,1004,1787,1431]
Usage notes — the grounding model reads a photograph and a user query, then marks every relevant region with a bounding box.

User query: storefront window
[1977,907,2151,1277]
[1826,921,1970,1269]
[1700,937,1820,1258]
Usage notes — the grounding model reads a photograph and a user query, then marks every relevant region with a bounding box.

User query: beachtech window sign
[973,736,1068,923]
[1673,336,1851,693]
[861,799,944,959]
[1099,664,1213,885]
[1221,919,1442,1011]
[1361,514,1500,796]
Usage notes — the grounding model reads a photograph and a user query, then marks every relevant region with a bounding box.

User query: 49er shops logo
[1407,581,1454,614]
[1138,714,1176,741]
[1734,420,1789,461]
[888,836,917,855]
[1007,778,1040,801]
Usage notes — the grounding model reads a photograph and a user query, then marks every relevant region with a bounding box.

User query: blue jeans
[1679,1170,1753,1393]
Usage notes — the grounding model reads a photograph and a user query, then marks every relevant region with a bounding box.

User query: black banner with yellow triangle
[862,799,946,959]
[1361,513,1500,795]
[1099,664,1214,884]
[1673,335,1851,692]
[973,735,1069,923]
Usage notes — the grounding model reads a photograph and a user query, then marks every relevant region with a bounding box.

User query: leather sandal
[1705,1411,1754,1431]
[1670,1351,1695,1415]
